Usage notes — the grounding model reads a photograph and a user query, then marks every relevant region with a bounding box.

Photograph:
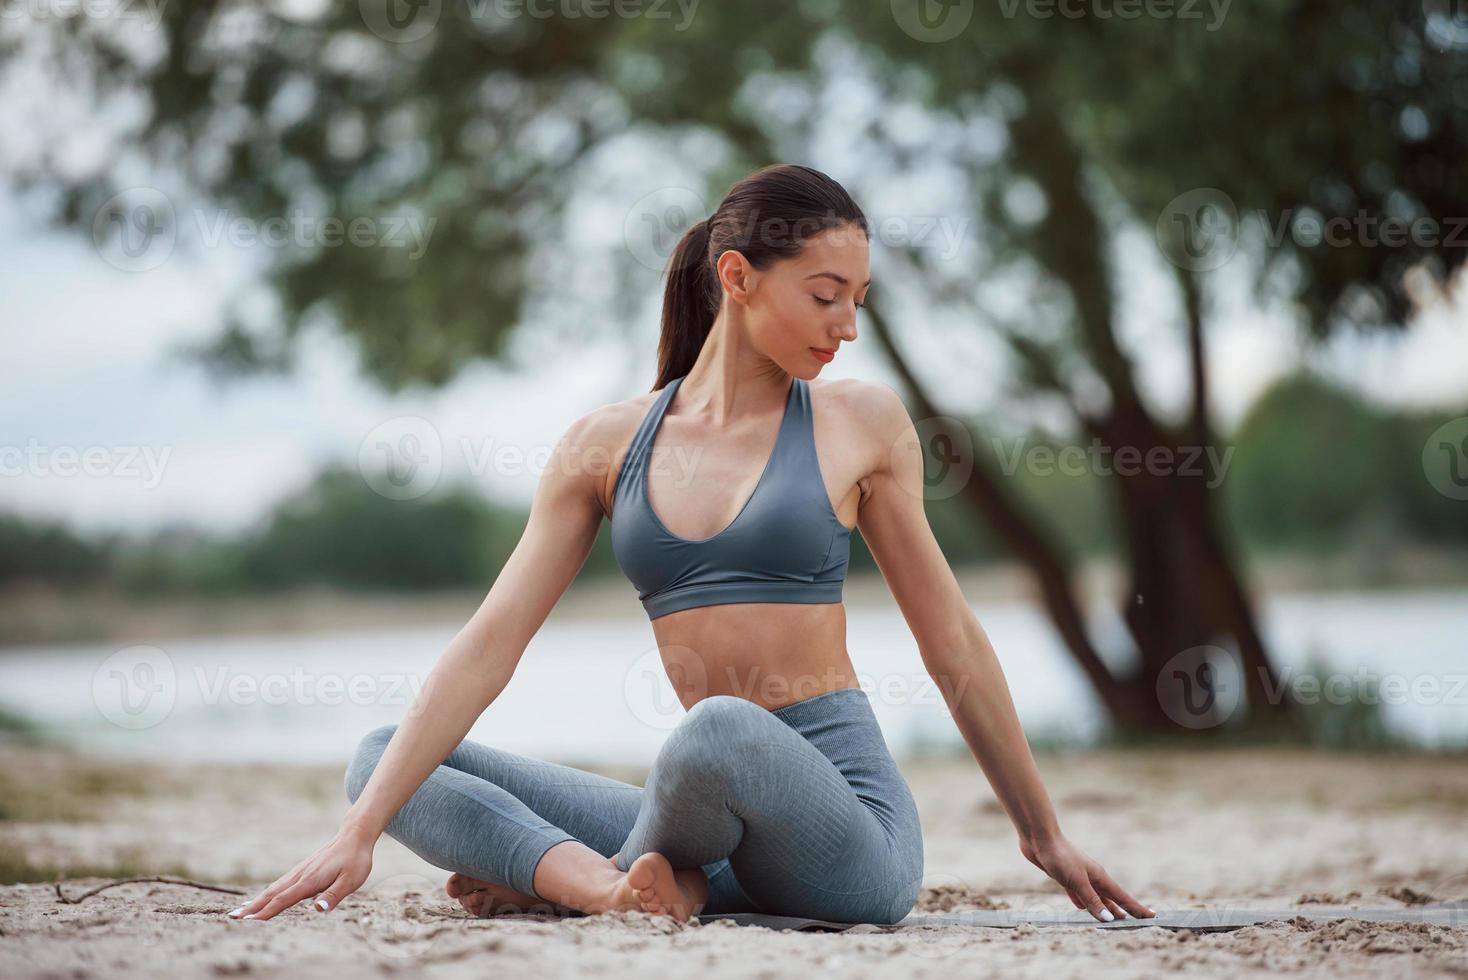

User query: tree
[10,0,1464,735]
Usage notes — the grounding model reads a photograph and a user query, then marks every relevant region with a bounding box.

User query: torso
[598,375,872,712]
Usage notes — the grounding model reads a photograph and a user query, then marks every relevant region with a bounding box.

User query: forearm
[924,616,1062,846]
[338,626,516,844]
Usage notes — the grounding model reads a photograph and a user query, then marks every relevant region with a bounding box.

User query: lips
[811,347,836,363]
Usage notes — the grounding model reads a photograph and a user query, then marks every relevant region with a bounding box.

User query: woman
[225,163,1156,926]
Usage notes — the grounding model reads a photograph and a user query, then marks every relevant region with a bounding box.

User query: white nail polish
[1100,908,1114,921]
[227,907,244,918]
[316,899,330,911]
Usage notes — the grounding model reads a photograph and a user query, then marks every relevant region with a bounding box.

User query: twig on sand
[54,876,248,905]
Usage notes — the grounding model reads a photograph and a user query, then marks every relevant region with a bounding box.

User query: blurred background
[1,0,1466,782]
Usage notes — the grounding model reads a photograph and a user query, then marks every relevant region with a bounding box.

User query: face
[717,222,870,377]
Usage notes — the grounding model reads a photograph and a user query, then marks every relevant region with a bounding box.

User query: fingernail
[316,899,330,911]
[243,914,256,920]
[227,907,244,918]
[1099,908,1114,921]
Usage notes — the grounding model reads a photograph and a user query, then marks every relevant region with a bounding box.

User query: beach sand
[2,741,1467,978]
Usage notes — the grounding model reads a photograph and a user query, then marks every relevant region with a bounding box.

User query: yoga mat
[696,901,1468,934]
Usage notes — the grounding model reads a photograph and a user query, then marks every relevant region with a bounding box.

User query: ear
[714,248,755,305]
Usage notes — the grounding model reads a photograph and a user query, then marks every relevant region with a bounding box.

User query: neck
[678,309,791,426]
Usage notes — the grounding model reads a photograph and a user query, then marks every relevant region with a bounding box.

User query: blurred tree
[9,0,1464,733]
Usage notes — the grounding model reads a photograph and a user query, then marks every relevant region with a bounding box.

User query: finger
[249,877,321,921]
[314,872,355,913]
[229,871,301,918]
[231,862,309,915]
[1076,881,1114,922]
[1100,894,1126,920]
[1096,869,1155,918]
[1065,889,1085,910]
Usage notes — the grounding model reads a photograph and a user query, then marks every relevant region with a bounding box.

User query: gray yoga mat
[695,902,1468,934]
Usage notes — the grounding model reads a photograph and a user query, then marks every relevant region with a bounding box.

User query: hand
[226,827,375,921]
[1018,833,1155,922]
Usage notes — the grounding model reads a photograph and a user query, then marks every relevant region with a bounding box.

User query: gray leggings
[344,686,925,925]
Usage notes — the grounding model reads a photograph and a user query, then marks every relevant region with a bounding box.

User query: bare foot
[603,852,705,922]
[444,872,570,918]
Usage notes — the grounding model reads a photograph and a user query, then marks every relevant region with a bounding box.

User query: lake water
[1,587,1464,768]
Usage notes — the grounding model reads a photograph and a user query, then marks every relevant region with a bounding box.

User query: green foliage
[0,515,111,587]
[1224,370,1468,553]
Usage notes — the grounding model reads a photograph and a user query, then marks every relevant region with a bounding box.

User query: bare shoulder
[809,375,912,440]
[556,384,665,516]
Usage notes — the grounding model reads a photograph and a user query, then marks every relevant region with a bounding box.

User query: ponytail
[654,217,716,391]
[652,164,869,392]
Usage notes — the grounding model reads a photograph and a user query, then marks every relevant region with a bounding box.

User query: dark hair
[653,164,869,390]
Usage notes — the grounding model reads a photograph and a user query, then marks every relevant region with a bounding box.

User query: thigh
[439,737,644,859]
[632,695,912,922]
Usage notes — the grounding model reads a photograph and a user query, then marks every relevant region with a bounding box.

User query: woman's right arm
[227,410,615,920]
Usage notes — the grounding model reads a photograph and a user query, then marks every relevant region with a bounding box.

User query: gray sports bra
[610,374,852,620]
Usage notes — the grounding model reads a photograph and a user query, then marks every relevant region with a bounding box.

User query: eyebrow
[804,272,872,287]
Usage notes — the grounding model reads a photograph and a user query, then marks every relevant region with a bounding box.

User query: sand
[2,742,1467,978]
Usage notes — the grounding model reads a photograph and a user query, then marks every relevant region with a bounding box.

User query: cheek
[752,295,812,350]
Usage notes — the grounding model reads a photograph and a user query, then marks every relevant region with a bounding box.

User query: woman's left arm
[852,382,1155,922]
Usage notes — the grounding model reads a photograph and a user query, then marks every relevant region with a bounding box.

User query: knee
[344,724,398,803]
[661,695,770,773]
